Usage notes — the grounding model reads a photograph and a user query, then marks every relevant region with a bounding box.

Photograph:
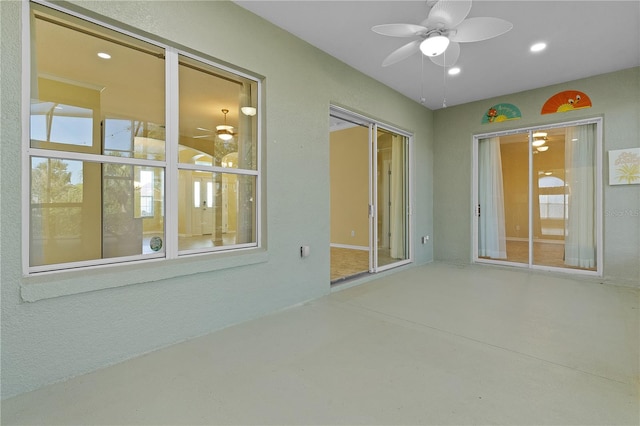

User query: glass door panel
[329,115,371,282]
[533,124,597,270]
[532,128,567,268]
[478,134,530,263]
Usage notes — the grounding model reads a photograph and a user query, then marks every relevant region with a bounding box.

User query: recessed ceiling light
[530,42,546,53]
[97,52,111,59]
[448,67,461,76]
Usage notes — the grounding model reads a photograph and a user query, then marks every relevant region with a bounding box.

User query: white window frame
[471,117,603,277]
[21,1,263,291]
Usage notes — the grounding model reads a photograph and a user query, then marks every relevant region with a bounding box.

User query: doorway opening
[329,106,412,284]
[473,118,602,275]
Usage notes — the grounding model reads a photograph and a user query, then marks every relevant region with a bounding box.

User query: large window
[27,3,260,273]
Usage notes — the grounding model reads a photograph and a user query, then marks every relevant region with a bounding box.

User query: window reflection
[31,102,93,147]
[538,174,567,237]
[104,118,166,160]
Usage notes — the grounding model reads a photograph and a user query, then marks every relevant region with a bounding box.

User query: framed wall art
[609,148,640,185]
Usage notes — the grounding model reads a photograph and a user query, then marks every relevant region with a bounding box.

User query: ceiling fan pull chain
[442,50,447,108]
[420,54,426,105]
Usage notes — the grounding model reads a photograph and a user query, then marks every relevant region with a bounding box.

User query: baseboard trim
[330,243,369,251]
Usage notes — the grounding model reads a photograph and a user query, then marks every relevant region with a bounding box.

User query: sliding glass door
[329,107,412,283]
[474,119,601,274]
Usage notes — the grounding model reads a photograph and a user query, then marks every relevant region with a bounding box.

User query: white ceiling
[234,0,640,110]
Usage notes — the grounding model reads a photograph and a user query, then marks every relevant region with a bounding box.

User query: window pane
[29,157,165,267]
[30,103,93,146]
[31,6,165,156]
[104,165,165,258]
[104,118,166,161]
[178,55,258,170]
[30,157,100,266]
[178,170,256,252]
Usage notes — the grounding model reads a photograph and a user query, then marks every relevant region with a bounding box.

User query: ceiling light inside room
[97,52,111,59]
[216,125,233,141]
[448,67,461,76]
[532,139,546,147]
[537,145,549,152]
[420,35,450,57]
[241,106,257,116]
[216,109,234,141]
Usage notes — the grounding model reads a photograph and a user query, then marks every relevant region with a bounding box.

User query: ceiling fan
[194,108,236,141]
[372,0,513,68]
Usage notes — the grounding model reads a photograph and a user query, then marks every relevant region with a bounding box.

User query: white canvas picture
[609,148,640,185]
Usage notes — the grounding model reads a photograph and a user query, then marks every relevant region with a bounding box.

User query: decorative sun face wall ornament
[481,103,522,124]
[541,90,592,114]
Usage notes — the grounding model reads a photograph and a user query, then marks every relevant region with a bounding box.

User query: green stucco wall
[0,0,434,399]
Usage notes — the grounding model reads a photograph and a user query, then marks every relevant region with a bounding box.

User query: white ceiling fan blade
[429,42,460,67]
[449,17,513,43]
[372,23,428,38]
[382,39,421,67]
[422,0,472,29]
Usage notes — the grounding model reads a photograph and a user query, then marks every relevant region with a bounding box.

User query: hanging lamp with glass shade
[216,109,234,141]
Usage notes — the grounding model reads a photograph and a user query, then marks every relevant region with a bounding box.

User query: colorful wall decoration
[609,148,640,185]
[481,103,522,124]
[541,90,592,114]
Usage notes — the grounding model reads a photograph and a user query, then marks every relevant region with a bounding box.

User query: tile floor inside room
[2,262,638,425]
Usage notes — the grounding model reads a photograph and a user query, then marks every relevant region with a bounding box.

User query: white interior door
[192,177,214,235]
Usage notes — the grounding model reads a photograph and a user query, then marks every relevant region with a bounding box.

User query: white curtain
[478,137,507,258]
[390,135,405,259]
[564,124,596,268]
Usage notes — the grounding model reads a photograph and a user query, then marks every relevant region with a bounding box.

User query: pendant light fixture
[216,109,234,141]
[241,106,257,116]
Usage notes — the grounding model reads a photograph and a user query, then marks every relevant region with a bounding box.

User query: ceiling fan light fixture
[216,108,234,140]
[216,125,234,141]
[530,42,547,53]
[536,145,549,152]
[532,139,546,147]
[420,35,449,57]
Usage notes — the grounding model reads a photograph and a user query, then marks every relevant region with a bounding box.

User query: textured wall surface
[0,0,434,399]
[434,67,640,286]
